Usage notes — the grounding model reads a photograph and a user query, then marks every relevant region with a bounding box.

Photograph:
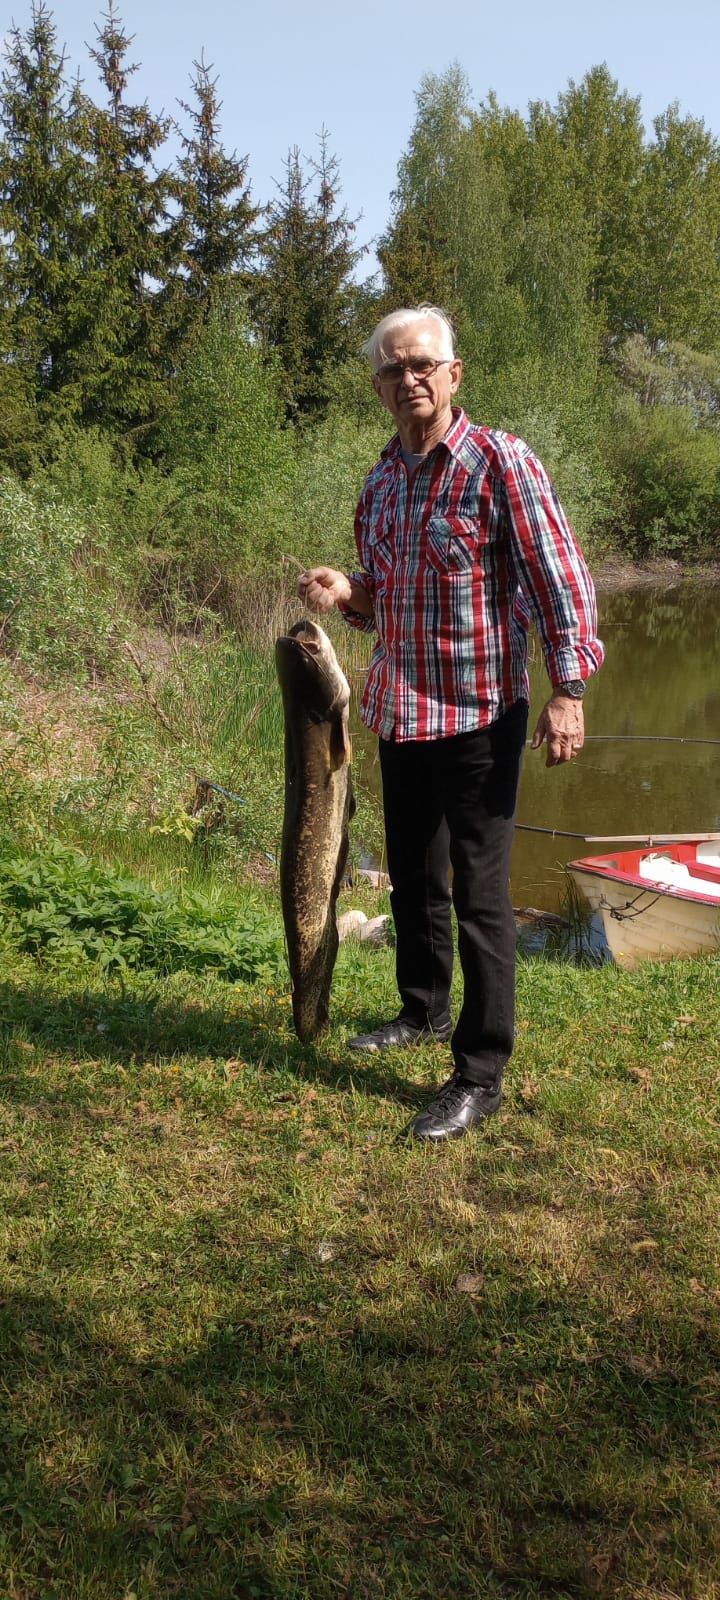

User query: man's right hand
[297,567,352,614]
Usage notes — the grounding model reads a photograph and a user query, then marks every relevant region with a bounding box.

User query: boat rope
[602,890,664,921]
[195,778,277,864]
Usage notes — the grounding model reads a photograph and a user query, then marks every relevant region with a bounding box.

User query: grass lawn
[1,935,719,1599]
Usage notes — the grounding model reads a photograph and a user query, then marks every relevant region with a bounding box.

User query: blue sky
[8,0,720,276]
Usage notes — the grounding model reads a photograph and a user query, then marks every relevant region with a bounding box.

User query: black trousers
[378,701,528,1089]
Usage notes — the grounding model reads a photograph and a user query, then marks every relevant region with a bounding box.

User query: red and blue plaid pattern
[340,408,604,741]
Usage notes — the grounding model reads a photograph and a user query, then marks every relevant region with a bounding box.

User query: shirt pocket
[367,509,396,577]
[425,513,479,576]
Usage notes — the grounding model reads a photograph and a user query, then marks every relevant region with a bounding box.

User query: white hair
[362,304,456,370]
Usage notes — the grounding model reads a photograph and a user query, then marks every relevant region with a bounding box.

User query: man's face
[372,318,463,431]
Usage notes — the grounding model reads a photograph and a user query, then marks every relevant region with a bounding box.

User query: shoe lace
[433,1074,473,1114]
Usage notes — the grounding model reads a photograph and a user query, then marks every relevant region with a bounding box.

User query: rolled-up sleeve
[503,449,604,686]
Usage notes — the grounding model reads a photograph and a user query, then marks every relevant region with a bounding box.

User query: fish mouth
[296,633,321,656]
[277,620,350,710]
[287,619,325,657]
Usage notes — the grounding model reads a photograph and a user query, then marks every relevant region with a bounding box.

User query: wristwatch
[556,679,586,699]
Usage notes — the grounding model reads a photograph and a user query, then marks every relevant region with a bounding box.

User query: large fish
[275,619,355,1042]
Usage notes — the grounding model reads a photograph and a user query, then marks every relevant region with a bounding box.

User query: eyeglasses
[375,356,454,384]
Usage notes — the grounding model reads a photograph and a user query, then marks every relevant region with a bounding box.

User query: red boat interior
[572,843,720,901]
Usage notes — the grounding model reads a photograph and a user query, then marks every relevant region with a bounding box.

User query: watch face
[563,680,585,698]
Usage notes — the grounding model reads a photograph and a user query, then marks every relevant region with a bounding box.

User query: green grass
[1,926,719,1599]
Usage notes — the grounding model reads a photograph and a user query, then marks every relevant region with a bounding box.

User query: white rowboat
[567,841,720,968]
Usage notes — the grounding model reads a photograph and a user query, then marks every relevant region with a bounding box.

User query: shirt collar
[381,406,471,462]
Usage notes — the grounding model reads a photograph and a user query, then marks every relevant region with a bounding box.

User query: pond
[351,580,720,916]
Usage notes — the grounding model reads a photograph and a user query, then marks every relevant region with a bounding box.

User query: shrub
[160,288,292,573]
[461,354,619,555]
[605,396,720,557]
[284,407,387,572]
[34,425,171,566]
[0,835,283,980]
[0,475,130,676]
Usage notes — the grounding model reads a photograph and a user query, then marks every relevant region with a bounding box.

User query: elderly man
[298,304,603,1142]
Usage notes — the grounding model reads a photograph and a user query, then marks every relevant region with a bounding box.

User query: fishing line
[524,734,720,748]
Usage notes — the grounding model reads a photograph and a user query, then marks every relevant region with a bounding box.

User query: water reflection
[350,581,720,914]
[517,581,720,909]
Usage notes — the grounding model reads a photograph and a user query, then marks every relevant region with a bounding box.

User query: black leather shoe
[409,1072,502,1141]
[348,1015,452,1053]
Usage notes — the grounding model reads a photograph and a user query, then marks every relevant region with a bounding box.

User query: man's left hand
[531,694,584,768]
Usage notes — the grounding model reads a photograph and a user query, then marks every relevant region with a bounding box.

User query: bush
[605,395,720,557]
[160,289,292,573]
[0,475,131,677]
[614,336,720,426]
[460,354,619,555]
[0,835,283,980]
[284,406,387,573]
[34,425,171,563]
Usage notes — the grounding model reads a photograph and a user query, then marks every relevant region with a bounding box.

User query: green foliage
[1,18,720,562]
[74,633,286,870]
[0,2,88,430]
[554,64,646,336]
[0,354,42,474]
[167,52,258,333]
[160,286,291,590]
[377,61,720,557]
[461,354,617,554]
[378,64,472,316]
[634,107,720,351]
[70,5,177,433]
[0,474,130,674]
[606,395,720,556]
[0,833,283,978]
[252,133,365,422]
[615,335,720,423]
[379,69,600,376]
[286,407,388,571]
[34,422,170,554]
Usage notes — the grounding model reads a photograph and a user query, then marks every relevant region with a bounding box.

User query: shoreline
[593,555,720,590]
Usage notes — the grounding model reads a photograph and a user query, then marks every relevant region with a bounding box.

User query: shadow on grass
[0,975,441,1109]
[1,1256,719,1600]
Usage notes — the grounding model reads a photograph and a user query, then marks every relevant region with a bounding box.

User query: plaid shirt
[340,408,604,741]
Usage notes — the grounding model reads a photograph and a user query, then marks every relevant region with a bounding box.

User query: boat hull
[568,844,720,968]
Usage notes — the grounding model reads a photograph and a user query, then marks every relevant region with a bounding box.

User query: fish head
[275,620,350,724]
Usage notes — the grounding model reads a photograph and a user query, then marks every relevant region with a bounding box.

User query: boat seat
[697,844,720,869]
[639,853,720,898]
[639,854,692,886]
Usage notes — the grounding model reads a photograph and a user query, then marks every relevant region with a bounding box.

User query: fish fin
[329,707,352,770]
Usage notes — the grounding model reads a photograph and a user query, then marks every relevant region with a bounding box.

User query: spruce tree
[0,2,87,454]
[252,134,364,421]
[74,2,176,433]
[168,54,258,333]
